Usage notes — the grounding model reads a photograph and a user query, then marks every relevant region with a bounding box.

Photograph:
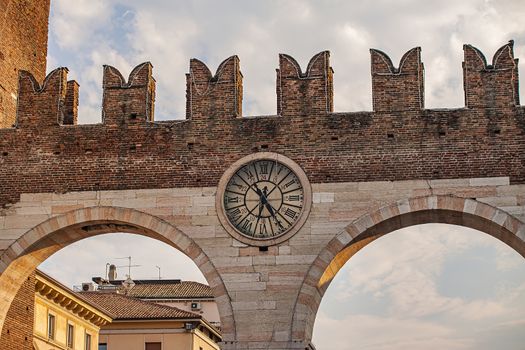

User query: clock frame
[216,152,312,246]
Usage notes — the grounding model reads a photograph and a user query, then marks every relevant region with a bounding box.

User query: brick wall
[0,42,524,208]
[0,0,50,128]
[0,272,35,350]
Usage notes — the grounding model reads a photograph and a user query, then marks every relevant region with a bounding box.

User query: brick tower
[0,0,50,128]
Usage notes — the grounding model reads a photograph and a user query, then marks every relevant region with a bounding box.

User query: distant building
[121,279,220,330]
[34,270,112,350]
[91,269,221,330]
[80,292,221,350]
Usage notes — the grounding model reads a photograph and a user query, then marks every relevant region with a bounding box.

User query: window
[85,333,92,350]
[98,344,107,350]
[145,342,161,350]
[47,314,55,340]
[67,323,74,348]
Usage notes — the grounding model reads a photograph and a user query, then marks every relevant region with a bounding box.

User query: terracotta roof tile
[79,292,201,320]
[126,281,214,299]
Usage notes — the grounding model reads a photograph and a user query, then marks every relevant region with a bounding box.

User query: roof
[79,292,201,320]
[35,270,113,326]
[124,280,214,299]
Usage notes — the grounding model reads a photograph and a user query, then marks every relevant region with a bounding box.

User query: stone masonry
[0,180,524,349]
[0,3,525,349]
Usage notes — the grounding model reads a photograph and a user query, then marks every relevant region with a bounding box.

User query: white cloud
[51,0,111,49]
[47,0,525,121]
[316,224,525,348]
[313,312,473,350]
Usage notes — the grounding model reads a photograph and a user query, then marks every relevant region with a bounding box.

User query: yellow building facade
[99,320,220,350]
[33,271,221,350]
[33,271,112,350]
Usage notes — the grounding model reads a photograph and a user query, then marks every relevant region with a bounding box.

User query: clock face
[223,159,305,239]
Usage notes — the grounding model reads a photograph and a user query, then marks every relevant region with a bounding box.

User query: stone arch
[0,206,234,341]
[291,195,525,344]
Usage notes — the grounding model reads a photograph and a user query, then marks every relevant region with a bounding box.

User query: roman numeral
[259,222,268,236]
[226,196,239,203]
[287,195,300,201]
[283,179,296,189]
[242,167,255,180]
[284,208,297,219]
[228,208,241,221]
[259,162,268,174]
[241,220,253,232]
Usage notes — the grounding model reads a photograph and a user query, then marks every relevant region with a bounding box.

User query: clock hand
[265,202,284,229]
[252,183,263,197]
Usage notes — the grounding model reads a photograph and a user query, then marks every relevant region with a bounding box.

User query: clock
[216,153,311,246]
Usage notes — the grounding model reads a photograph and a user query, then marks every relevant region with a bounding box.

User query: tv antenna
[114,256,141,278]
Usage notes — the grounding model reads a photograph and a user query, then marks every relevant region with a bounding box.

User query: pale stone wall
[1,176,524,349]
[98,321,220,350]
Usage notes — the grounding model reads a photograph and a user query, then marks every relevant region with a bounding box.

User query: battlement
[276,51,333,116]
[16,67,70,128]
[1,41,521,128]
[370,47,424,112]
[102,62,156,125]
[463,40,519,109]
[0,41,524,208]
[186,56,242,120]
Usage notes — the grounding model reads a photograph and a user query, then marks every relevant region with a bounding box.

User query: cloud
[313,312,474,350]
[316,224,525,348]
[47,0,525,122]
[50,0,112,49]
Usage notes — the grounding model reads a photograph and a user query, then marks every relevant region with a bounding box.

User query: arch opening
[0,206,234,343]
[291,196,525,347]
[313,223,525,349]
[319,209,524,291]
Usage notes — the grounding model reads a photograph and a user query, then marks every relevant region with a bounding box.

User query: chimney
[108,264,117,282]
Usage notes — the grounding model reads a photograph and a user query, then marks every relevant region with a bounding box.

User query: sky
[38,0,525,349]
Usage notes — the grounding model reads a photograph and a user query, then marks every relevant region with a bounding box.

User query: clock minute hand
[265,202,284,229]
[252,183,263,197]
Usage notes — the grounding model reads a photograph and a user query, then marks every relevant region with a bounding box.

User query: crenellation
[186,56,243,120]
[463,40,520,109]
[370,47,424,112]
[276,51,333,116]
[102,62,156,125]
[0,42,522,130]
[15,68,68,128]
